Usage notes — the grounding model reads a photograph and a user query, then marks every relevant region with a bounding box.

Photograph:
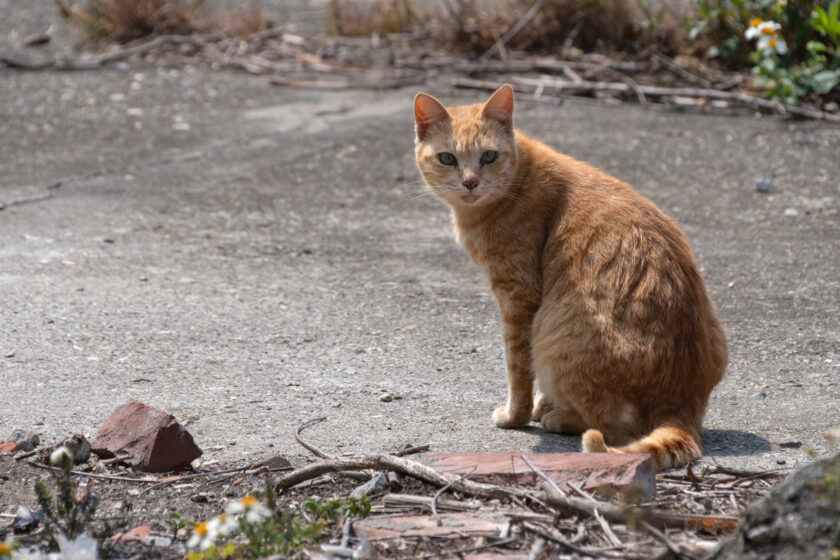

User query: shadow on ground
[521,427,774,457]
[703,429,773,457]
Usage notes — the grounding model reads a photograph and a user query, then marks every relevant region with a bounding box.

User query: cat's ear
[481,84,514,133]
[414,92,450,140]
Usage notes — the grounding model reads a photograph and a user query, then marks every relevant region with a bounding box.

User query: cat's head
[413,85,518,208]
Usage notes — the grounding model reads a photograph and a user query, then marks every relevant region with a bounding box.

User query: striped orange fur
[413,85,727,470]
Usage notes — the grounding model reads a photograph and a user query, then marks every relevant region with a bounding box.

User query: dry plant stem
[26,460,159,483]
[14,449,40,461]
[651,52,713,88]
[392,444,430,457]
[686,461,702,484]
[404,537,519,560]
[640,520,697,560]
[706,464,787,479]
[295,416,333,459]
[520,454,567,497]
[595,508,622,547]
[538,482,739,534]
[269,74,425,90]
[431,467,476,526]
[479,0,543,61]
[454,77,840,122]
[274,454,525,500]
[512,76,840,121]
[100,453,131,466]
[522,522,631,559]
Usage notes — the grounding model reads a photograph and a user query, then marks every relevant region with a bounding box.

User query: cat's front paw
[531,393,553,422]
[492,406,531,428]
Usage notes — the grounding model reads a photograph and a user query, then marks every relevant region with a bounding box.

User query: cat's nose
[462,177,479,191]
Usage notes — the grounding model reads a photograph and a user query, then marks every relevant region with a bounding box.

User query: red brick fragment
[0,442,18,453]
[112,525,151,543]
[421,452,655,497]
[91,400,202,473]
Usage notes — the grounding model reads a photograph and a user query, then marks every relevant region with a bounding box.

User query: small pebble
[379,393,394,402]
[783,207,799,217]
[191,492,217,503]
[756,178,772,193]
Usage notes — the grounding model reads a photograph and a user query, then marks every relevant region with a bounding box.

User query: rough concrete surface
[1,3,838,474]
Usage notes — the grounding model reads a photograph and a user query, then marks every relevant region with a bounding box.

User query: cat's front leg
[492,314,534,428]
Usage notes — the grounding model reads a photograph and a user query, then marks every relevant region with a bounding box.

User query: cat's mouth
[460,193,480,204]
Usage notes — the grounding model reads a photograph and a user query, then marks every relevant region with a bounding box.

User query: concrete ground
[1,3,838,474]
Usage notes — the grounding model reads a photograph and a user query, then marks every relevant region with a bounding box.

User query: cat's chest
[456,223,540,276]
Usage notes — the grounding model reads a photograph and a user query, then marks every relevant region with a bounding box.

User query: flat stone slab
[355,513,504,539]
[421,452,655,497]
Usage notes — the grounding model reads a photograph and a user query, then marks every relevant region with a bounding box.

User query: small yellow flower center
[768,38,777,47]
[241,496,258,507]
[761,26,776,35]
[195,521,207,536]
[0,543,11,554]
[218,514,227,522]
[750,18,762,27]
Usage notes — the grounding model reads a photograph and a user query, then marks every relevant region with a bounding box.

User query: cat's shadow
[522,427,772,456]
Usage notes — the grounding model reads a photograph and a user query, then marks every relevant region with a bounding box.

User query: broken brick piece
[113,525,151,543]
[355,513,503,539]
[421,452,655,497]
[91,400,201,473]
[0,442,18,453]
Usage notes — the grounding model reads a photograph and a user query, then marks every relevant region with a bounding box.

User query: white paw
[492,406,529,428]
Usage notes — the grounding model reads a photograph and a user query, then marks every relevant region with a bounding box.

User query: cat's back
[529,137,713,325]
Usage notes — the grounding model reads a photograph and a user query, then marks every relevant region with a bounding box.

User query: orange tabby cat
[413,85,727,470]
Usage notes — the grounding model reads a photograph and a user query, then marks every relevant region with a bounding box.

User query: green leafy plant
[185,481,371,559]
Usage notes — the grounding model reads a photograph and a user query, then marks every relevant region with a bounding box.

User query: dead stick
[26,461,159,483]
[455,76,840,121]
[406,537,519,560]
[594,508,622,547]
[520,454,567,497]
[295,416,332,458]
[269,74,425,90]
[392,444,430,457]
[651,52,713,88]
[274,454,524,500]
[14,449,40,461]
[603,67,646,104]
[431,466,476,526]
[99,453,131,466]
[512,75,840,121]
[707,464,789,479]
[522,522,628,559]
[479,0,543,61]
[640,520,697,560]
[538,482,739,534]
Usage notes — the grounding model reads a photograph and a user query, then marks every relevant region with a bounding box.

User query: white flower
[245,503,271,524]
[745,18,788,55]
[759,34,788,55]
[55,533,98,560]
[50,446,73,467]
[206,513,237,537]
[186,520,216,550]
[225,495,271,525]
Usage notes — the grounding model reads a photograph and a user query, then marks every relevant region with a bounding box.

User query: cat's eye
[438,152,457,166]
[480,151,498,165]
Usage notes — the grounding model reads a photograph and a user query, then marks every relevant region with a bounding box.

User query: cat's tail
[581,422,701,471]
